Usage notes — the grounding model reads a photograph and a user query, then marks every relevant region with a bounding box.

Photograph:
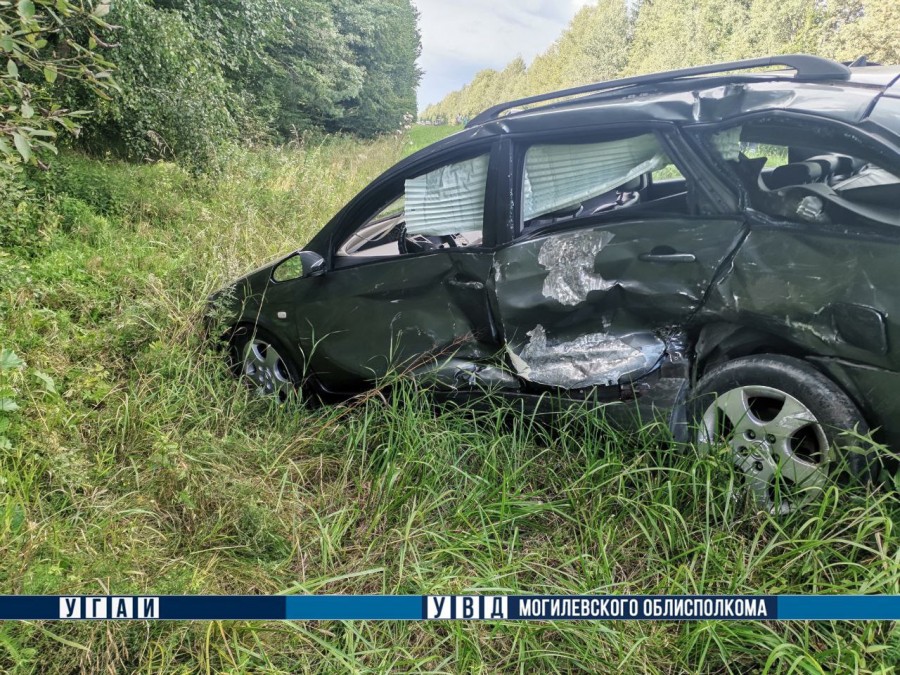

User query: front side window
[337,153,490,260]
[699,120,900,226]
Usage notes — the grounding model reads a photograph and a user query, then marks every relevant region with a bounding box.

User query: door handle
[638,252,696,263]
[447,277,484,290]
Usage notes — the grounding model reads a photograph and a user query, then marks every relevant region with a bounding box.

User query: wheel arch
[693,322,815,380]
[223,317,302,367]
[691,321,874,433]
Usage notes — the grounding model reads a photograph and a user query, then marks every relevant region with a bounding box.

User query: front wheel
[689,354,874,514]
[229,326,300,403]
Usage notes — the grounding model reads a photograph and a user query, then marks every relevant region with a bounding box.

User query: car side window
[699,120,900,227]
[519,132,691,235]
[337,153,490,260]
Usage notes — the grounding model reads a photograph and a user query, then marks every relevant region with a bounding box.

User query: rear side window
[519,132,690,234]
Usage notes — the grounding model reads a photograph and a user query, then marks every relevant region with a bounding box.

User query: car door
[292,143,503,392]
[489,128,745,391]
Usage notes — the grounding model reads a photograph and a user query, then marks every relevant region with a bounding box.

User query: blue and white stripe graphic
[0,595,896,621]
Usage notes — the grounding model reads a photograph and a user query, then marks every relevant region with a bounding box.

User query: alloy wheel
[698,385,833,514]
[242,337,293,402]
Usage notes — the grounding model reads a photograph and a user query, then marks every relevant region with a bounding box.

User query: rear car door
[687,112,900,449]
[490,127,745,393]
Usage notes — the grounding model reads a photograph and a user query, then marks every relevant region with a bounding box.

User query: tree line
[1,0,421,173]
[421,0,899,124]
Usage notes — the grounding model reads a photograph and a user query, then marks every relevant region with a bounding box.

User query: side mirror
[272,251,325,282]
[298,250,325,277]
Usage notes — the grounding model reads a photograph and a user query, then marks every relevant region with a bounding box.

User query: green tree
[423,0,634,122]
[335,0,421,136]
[1,0,115,166]
[833,0,900,64]
[59,0,238,168]
[57,0,422,165]
[626,0,748,74]
[552,0,632,84]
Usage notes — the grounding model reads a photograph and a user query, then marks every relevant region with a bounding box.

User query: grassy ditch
[0,128,897,673]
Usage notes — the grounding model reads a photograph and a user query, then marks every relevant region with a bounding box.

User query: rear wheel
[690,354,874,514]
[229,326,300,403]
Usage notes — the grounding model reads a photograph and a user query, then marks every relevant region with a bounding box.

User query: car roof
[413,58,900,162]
[493,70,891,130]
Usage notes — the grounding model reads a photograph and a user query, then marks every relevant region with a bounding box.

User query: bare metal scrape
[509,324,665,388]
[539,230,615,306]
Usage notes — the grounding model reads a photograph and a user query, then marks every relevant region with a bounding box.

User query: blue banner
[0,595,896,621]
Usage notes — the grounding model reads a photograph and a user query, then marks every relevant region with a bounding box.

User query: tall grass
[0,129,897,673]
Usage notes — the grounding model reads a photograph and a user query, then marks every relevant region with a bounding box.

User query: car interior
[336,207,483,259]
[518,131,693,235]
[337,151,491,261]
[711,124,900,226]
[521,170,690,234]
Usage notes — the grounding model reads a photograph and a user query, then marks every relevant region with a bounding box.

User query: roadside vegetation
[0,126,897,672]
[1,0,899,671]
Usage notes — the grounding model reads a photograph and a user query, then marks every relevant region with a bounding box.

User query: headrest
[768,161,824,189]
[805,154,854,176]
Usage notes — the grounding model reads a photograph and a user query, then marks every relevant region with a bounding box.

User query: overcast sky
[413,0,593,111]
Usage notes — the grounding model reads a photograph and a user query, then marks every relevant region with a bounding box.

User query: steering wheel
[401,228,440,254]
[592,190,640,215]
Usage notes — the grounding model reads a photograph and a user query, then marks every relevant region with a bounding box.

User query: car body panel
[696,216,900,446]
[289,250,497,391]
[212,61,900,455]
[490,217,746,389]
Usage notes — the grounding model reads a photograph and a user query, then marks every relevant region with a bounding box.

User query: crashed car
[212,55,900,512]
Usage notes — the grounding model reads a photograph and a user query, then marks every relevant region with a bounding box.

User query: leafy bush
[0,348,24,450]
[61,0,238,169]
[0,163,40,248]
[52,0,421,169]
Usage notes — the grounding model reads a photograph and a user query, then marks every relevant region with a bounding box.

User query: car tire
[689,354,875,514]
[228,324,301,403]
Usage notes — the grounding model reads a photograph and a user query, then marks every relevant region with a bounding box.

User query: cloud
[413,0,592,110]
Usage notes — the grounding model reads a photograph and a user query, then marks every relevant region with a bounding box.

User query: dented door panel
[297,251,497,392]
[491,217,746,389]
[698,218,900,448]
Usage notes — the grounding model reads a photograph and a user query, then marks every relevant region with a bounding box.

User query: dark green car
[212,55,900,512]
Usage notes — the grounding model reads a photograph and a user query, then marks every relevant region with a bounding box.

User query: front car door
[292,142,505,393]
[489,126,745,410]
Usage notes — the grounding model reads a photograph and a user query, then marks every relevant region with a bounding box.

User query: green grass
[0,125,898,673]
[406,123,464,154]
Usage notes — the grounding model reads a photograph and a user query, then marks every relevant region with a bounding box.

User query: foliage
[0,0,116,166]
[334,0,422,137]
[53,0,422,168]
[64,0,239,169]
[2,0,421,172]
[421,0,899,123]
[833,0,900,64]
[0,348,24,450]
[0,129,897,669]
